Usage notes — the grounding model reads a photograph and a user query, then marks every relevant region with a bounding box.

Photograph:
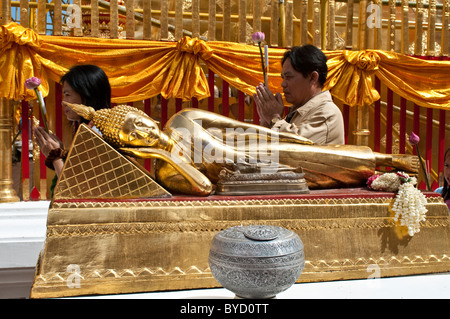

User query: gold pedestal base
[30,190,450,298]
[0,184,19,202]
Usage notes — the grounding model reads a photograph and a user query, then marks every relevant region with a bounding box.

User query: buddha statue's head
[119,110,161,147]
[64,102,166,149]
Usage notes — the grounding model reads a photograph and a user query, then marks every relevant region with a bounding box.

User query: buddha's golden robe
[155,109,375,194]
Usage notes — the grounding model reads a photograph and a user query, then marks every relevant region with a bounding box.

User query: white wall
[0,201,49,298]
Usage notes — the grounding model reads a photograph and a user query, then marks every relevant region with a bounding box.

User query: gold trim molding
[45,217,450,239]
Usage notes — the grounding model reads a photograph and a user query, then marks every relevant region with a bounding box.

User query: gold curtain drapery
[1,22,450,109]
[324,50,450,109]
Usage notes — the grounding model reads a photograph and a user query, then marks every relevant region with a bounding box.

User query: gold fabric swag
[1,22,450,109]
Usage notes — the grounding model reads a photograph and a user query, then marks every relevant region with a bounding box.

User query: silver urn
[209,225,305,299]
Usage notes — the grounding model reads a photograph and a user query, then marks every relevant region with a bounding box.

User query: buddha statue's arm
[120,147,213,196]
[173,109,314,145]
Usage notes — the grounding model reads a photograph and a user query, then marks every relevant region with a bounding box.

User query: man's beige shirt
[272,90,345,144]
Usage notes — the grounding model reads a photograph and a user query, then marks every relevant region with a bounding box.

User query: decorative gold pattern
[51,195,445,209]
[53,124,171,200]
[33,265,211,283]
[45,217,450,238]
[33,252,450,285]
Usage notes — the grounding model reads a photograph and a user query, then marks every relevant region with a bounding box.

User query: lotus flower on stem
[25,77,48,132]
[252,32,267,86]
[409,131,431,191]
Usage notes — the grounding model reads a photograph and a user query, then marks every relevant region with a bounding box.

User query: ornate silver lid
[210,225,303,258]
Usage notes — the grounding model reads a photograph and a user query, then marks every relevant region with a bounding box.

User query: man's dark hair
[282,45,328,87]
[60,64,111,116]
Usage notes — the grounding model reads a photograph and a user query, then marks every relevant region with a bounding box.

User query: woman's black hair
[442,147,450,201]
[60,65,111,123]
[282,44,328,87]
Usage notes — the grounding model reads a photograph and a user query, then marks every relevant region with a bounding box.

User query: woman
[33,64,111,193]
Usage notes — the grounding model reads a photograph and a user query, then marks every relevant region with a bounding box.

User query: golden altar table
[30,189,450,298]
[30,125,450,298]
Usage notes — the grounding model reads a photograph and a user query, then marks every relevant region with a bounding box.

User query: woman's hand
[33,126,62,157]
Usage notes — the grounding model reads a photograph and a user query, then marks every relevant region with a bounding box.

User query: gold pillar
[312,0,321,47]
[358,0,368,50]
[320,0,328,49]
[0,1,17,202]
[353,103,371,146]
[1,0,11,26]
[0,98,19,202]
[279,0,286,47]
[353,0,370,146]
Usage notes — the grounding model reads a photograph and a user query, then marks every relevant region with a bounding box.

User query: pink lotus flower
[408,131,431,191]
[25,77,42,90]
[25,77,48,132]
[252,32,265,43]
[252,32,267,85]
[408,132,420,146]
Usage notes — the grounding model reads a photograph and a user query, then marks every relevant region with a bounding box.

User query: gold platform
[30,126,450,298]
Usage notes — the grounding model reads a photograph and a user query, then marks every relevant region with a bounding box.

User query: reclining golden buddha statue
[65,102,419,196]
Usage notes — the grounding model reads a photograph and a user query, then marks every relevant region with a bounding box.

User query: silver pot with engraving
[209,225,305,299]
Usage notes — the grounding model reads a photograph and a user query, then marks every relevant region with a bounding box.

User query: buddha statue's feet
[391,154,420,173]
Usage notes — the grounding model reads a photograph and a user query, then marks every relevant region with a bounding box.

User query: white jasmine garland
[367,172,427,236]
[391,182,427,236]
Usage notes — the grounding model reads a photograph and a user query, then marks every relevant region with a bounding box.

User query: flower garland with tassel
[367,172,427,236]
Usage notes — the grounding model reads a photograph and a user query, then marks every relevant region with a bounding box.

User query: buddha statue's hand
[120,147,167,160]
[120,147,213,196]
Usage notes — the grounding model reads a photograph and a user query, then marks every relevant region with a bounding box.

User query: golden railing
[1,0,450,202]
[3,0,449,52]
